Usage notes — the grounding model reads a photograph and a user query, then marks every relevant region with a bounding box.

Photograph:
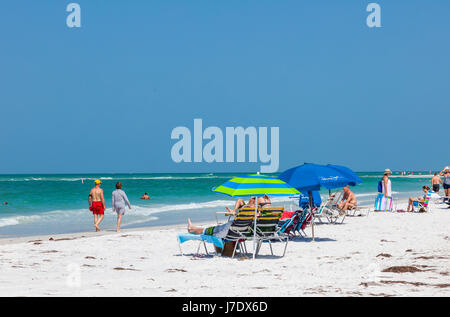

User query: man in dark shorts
[431,173,442,194]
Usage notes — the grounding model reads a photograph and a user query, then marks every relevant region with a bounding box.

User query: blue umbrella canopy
[278,163,362,192]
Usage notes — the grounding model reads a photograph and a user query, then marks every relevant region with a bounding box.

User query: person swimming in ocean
[140,193,150,200]
[88,179,106,232]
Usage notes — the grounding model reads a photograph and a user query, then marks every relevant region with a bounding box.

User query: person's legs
[226,198,245,213]
[95,214,104,230]
[187,218,205,235]
[234,198,245,210]
[407,197,415,212]
[93,214,99,231]
[116,214,122,232]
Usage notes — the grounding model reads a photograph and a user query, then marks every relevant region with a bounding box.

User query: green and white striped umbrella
[213,174,300,197]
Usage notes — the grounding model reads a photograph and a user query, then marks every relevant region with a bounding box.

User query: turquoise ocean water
[0,172,437,238]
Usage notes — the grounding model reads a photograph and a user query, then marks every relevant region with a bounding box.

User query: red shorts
[90,201,104,215]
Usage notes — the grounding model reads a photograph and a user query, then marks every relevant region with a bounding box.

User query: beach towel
[177,233,224,250]
[280,211,295,220]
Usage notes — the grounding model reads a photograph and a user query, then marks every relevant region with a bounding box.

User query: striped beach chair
[252,207,289,257]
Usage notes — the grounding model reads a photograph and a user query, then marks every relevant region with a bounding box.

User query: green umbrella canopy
[213,174,300,197]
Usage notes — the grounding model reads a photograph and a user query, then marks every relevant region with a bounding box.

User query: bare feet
[187,218,192,233]
[95,223,100,232]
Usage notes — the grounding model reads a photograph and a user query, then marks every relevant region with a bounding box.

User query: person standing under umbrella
[112,182,132,232]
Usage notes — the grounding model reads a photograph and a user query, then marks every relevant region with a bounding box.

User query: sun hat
[384,169,392,175]
[94,179,102,184]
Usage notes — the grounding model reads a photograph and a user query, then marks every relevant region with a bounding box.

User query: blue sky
[0,0,449,174]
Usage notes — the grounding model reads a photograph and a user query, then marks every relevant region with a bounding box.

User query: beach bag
[374,193,383,210]
[380,196,393,212]
[377,180,383,193]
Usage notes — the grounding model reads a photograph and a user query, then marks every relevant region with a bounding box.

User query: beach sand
[0,200,449,297]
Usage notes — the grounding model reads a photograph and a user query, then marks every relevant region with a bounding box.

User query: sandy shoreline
[0,200,449,297]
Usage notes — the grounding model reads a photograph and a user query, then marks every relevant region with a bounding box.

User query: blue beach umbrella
[279,163,362,240]
[279,163,362,192]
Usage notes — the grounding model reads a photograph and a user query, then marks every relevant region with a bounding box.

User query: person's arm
[112,192,115,212]
[383,177,388,197]
[123,191,131,209]
[101,189,106,209]
[88,190,92,208]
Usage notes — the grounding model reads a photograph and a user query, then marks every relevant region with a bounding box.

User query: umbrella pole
[308,191,315,241]
[253,196,258,260]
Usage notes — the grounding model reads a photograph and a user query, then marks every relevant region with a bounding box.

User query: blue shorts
[444,184,450,190]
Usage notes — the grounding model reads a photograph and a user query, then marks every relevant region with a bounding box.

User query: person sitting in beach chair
[407,186,431,212]
[257,194,271,209]
[225,197,256,215]
[337,186,358,215]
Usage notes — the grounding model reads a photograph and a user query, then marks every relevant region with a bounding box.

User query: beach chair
[315,192,343,224]
[177,207,255,258]
[252,207,289,257]
[294,209,312,237]
[346,205,370,217]
[277,210,301,237]
[412,192,432,213]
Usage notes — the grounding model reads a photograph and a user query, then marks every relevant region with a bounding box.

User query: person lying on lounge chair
[225,197,256,215]
[407,186,430,212]
[257,195,271,209]
[338,186,358,214]
[187,218,232,239]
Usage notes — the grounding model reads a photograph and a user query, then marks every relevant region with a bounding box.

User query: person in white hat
[380,169,392,210]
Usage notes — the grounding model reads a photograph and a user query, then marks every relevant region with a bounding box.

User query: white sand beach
[0,200,449,297]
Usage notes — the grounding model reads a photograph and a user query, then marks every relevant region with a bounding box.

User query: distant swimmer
[3,202,7,205]
[140,193,150,200]
[89,179,106,232]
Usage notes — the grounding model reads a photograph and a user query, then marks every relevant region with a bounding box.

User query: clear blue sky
[0,0,449,174]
